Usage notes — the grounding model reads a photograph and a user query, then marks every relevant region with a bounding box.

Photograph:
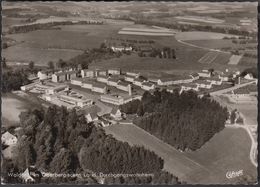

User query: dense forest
[120,89,229,151]
[1,106,181,184]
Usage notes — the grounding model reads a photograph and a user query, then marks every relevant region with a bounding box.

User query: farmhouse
[108,68,121,75]
[117,81,131,93]
[100,94,125,105]
[218,72,230,82]
[58,94,93,108]
[244,73,254,80]
[206,77,222,85]
[1,131,17,146]
[141,82,155,91]
[110,107,122,120]
[82,80,93,90]
[133,78,145,87]
[91,83,107,94]
[81,69,95,78]
[198,70,211,78]
[195,80,212,89]
[97,75,109,84]
[21,168,35,183]
[71,78,83,86]
[37,70,53,80]
[190,72,200,80]
[99,118,112,127]
[85,113,98,123]
[157,75,194,86]
[107,77,121,86]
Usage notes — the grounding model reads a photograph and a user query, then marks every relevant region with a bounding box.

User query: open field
[175,16,224,24]
[104,123,256,184]
[175,31,240,41]
[118,26,176,36]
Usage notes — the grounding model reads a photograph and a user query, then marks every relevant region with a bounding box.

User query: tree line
[120,89,228,151]
[2,106,181,184]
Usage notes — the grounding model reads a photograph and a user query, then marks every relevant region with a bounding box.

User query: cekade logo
[226,170,243,179]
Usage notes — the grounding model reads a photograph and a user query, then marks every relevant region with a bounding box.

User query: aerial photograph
[1,1,258,185]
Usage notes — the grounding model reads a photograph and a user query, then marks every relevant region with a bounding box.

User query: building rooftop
[118,81,130,87]
[142,82,154,87]
[111,107,120,115]
[159,75,193,82]
[181,82,198,88]
[194,80,212,85]
[92,82,107,89]
[191,72,199,77]
[108,77,121,83]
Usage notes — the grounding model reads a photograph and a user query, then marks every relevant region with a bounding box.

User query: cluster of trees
[138,47,176,59]
[8,20,103,34]
[121,89,228,151]
[240,67,258,78]
[2,58,31,93]
[134,19,256,38]
[2,106,181,184]
[109,37,155,45]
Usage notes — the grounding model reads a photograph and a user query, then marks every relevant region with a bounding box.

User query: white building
[126,72,139,77]
[1,131,17,146]
[97,75,109,84]
[45,85,68,95]
[108,68,121,75]
[85,113,98,123]
[181,83,200,92]
[141,82,155,91]
[20,81,40,91]
[81,69,95,78]
[198,70,211,78]
[125,75,136,83]
[244,73,254,80]
[111,46,132,52]
[71,78,83,86]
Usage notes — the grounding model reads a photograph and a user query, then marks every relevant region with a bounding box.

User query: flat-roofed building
[157,75,194,86]
[91,83,107,94]
[195,80,212,89]
[141,82,155,91]
[126,72,139,77]
[46,84,68,95]
[97,75,109,84]
[198,70,211,78]
[71,78,83,86]
[81,69,95,78]
[20,81,40,91]
[100,94,125,105]
[58,94,93,108]
[124,74,136,83]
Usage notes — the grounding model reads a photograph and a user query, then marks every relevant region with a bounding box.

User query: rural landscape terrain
[1,1,258,185]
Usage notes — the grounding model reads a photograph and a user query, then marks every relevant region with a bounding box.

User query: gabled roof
[191,72,199,77]
[118,81,130,87]
[159,75,192,82]
[108,77,121,83]
[134,78,145,83]
[111,107,120,115]
[92,82,107,89]
[142,82,154,87]
[1,131,17,141]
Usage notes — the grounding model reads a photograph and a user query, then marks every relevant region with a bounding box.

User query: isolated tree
[48,61,55,70]
[2,57,7,68]
[29,61,35,70]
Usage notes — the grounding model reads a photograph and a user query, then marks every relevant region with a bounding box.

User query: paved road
[104,123,255,184]
[210,80,257,96]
